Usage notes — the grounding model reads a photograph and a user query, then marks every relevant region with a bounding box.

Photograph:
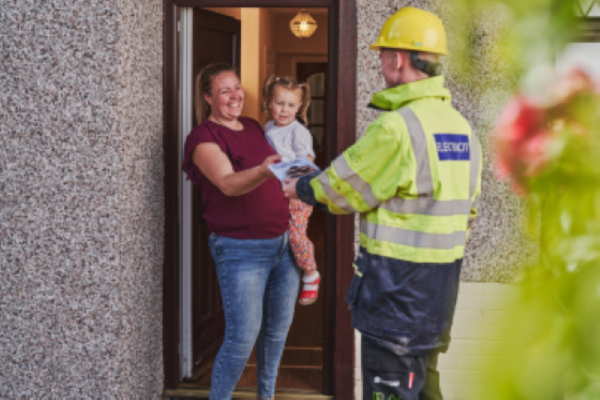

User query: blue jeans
[208,232,301,399]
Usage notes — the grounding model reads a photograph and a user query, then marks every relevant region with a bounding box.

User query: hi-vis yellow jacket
[296,76,482,353]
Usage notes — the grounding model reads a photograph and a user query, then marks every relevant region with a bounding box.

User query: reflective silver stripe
[398,107,433,196]
[361,220,466,250]
[318,171,357,213]
[470,133,481,200]
[380,197,472,216]
[332,155,380,209]
[389,108,480,217]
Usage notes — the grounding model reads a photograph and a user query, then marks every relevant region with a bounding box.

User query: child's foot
[299,271,320,306]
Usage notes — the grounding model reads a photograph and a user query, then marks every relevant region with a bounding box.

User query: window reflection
[307,73,325,96]
[306,72,326,152]
[576,0,600,16]
[310,100,324,125]
[310,127,324,152]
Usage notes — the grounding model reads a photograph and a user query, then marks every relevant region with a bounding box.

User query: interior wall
[275,13,328,54]
[240,8,276,125]
[258,9,275,126]
[274,12,328,78]
[240,8,261,122]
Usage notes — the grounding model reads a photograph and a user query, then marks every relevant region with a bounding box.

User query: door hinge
[178,22,181,32]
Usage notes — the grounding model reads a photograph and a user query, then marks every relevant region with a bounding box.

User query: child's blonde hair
[261,75,311,126]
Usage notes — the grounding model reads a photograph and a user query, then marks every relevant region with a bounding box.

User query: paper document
[268,157,320,182]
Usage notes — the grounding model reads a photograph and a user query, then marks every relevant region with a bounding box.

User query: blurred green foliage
[447,0,600,398]
[449,0,581,90]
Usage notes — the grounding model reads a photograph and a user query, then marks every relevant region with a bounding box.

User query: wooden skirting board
[164,387,333,399]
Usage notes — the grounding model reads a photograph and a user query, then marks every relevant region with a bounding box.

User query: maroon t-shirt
[182,117,289,239]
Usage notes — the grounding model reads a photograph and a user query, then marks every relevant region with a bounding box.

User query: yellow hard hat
[369,7,448,55]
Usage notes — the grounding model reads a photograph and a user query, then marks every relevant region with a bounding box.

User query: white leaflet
[268,157,320,182]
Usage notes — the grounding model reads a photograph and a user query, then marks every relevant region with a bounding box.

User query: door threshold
[165,387,333,399]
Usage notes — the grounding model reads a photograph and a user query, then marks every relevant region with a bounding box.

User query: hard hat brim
[368,42,448,56]
[368,7,449,56]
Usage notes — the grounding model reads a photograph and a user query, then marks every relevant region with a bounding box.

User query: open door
[181,8,242,380]
[164,1,357,398]
[297,63,327,169]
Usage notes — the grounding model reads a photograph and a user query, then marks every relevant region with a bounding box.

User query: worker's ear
[395,51,407,72]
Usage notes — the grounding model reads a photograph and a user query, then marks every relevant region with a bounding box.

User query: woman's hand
[289,198,303,211]
[282,178,299,200]
[259,154,282,179]
[194,143,280,196]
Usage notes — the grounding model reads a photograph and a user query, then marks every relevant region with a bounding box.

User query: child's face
[270,86,302,127]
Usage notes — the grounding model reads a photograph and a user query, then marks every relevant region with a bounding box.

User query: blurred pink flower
[492,69,600,194]
[494,95,551,192]
[521,133,553,176]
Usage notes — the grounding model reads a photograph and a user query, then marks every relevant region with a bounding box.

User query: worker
[282,7,482,400]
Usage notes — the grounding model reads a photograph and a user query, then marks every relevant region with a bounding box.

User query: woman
[181,63,300,399]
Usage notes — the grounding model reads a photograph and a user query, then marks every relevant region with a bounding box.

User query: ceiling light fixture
[289,10,318,39]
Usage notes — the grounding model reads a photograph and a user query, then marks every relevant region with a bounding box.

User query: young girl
[261,75,320,306]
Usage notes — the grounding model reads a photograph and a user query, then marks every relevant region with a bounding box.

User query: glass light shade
[290,10,318,39]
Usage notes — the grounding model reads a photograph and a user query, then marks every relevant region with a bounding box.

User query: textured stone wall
[356,0,537,282]
[115,0,164,396]
[0,0,164,397]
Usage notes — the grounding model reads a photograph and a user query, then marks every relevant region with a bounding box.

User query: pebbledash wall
[1,0,164,398]
[0,0,532,398]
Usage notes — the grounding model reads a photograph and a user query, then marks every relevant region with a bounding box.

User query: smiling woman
[181,63,304,399]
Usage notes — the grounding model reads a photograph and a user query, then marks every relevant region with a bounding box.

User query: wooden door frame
[162,0,357,397]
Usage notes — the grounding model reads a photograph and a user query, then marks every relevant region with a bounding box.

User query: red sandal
[299,271,320,306]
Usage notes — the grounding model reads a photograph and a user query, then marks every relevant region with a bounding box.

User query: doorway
[163,1,357,398]
[186,7,328,392]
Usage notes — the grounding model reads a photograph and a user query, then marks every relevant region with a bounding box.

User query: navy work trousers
[362,337,443,400]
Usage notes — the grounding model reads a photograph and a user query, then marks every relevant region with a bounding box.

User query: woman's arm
[193,143,280,196]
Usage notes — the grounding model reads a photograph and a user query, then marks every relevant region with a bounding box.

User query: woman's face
[205,71,244,121]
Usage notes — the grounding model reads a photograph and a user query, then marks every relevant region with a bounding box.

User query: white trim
[179,7,194,381]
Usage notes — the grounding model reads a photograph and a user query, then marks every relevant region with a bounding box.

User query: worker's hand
[289,198,303,211]
[282,178,299,200]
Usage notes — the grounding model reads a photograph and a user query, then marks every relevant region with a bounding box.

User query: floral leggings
[289,202,317,274]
